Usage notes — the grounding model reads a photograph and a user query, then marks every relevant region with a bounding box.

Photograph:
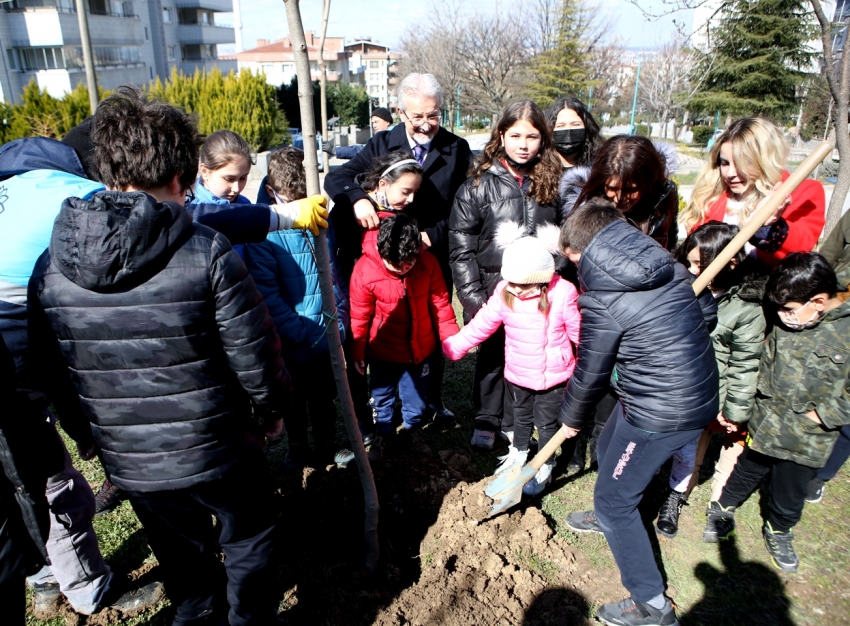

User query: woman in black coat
[449,100,563,450]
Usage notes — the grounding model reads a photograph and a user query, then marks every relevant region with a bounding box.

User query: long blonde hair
[680,117,789,232]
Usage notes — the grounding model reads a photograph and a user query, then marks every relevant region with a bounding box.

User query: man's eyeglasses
[401,110,441,126]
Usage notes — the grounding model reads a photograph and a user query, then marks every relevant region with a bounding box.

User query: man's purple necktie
[413,144,427,166]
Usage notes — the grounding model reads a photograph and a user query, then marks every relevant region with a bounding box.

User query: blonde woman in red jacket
[349,213,459,462]
[680,117,824,268]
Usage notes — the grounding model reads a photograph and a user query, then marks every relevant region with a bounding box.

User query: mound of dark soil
[373,481,617,626]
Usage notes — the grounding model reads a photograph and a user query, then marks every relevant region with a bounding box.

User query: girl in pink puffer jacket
[443,223,580,496]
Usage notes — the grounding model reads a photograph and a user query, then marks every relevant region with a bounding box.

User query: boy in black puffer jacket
[558,199,719,626]
[27,86,290,626]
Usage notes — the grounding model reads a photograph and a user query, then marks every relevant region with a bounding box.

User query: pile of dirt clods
[373,481,622,626]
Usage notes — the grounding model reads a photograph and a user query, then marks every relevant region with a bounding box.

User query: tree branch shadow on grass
[679,536,793,626]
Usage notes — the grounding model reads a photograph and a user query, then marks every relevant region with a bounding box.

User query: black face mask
[504,153,541,172]
[553,128,586,157]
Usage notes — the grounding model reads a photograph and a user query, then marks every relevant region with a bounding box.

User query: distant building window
[369,60,379,68]
[7,49,16,71]
[162,7,172,23]
[15,47,64,71]
[63,45,142,69]
[167,46,177,61]
[369,84,380,94]
[262,64,273,74]
[369,72,381,82]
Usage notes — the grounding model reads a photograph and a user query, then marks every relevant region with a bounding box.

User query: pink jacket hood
[443,276,580,390]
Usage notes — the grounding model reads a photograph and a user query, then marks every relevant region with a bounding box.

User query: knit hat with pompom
[496,221,562,285]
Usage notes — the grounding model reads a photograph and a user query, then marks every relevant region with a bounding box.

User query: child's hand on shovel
[560,423,581,439]
[757,182,792,227]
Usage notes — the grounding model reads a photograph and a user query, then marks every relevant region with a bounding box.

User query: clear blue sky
[218,0,694,53]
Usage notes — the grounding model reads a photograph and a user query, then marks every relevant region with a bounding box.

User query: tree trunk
[283,0,381,574]
[317,0,331,142]
[811,0,850,237]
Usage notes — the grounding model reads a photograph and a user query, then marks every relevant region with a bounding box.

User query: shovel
[484,141,833,520]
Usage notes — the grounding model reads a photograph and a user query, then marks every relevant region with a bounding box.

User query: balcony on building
[181,44,236,75]
[3,0,139,19]
[174,0,232,12]
[177,9,234,46]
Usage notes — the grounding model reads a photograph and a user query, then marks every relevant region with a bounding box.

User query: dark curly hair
[377,213,420,266]
[267,147,307,202]
[92,85,202,191]
[766,252,838,307]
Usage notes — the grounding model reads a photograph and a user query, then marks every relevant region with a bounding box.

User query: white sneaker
[494,445,528,475]
[470,429,496,450]
[522,462,554,497]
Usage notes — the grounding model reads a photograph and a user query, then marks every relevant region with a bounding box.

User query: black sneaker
[565,510,603,535]
[409,429,431,453]
[703,501,736,543]
[763,521,799,572]
[367,435,387,463]
[429,403,455,421]
[805,478,825,504]
[656,490,686,539]
[596,596,679,626]
[283,442,308,470]
[94,479,128,517]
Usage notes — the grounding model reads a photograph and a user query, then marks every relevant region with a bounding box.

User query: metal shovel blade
[484,462,538,519]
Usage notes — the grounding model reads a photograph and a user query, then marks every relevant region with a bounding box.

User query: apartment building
[231,32,350,89]
[346,39,400,111]
[0,0,235,103]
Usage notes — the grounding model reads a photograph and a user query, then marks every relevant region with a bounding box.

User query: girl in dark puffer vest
[449,100,563,450]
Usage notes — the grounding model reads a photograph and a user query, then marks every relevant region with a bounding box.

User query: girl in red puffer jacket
[349,213,459,461]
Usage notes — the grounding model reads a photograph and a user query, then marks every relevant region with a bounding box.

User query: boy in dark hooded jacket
[27,86,290,626]
[558,199,719,626]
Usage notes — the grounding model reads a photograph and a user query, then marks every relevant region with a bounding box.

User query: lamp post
[628,54,641,136]
[74,0,99,113]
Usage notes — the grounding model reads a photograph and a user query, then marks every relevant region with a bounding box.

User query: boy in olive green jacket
[707,252,850,573]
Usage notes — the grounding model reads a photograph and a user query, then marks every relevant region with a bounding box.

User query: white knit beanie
[501,236,555,285]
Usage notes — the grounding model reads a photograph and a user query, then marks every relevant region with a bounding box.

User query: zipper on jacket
[401,279,414,363]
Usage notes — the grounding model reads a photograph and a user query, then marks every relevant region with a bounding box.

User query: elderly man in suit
[325,72,471,431]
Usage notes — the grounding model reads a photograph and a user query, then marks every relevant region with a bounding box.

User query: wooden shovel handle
[691,142,833,296]
[528,426,571,472]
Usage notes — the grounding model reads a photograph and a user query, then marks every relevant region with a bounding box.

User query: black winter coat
[449,162,562,322]
[324,124,472,279]
[559,220,719,433]
[28,191,289,492]
[0,333,52,587]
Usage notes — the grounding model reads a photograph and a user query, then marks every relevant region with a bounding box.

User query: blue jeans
[369,359,428,433]
[818,423,850,481]
[594,403,704,603]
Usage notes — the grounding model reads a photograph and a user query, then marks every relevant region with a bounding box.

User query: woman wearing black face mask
[545,96,602,169]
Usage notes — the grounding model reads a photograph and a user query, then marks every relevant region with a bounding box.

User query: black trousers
[506,381,565,454]
[561,389,618,467]
[471,327,514,432]
[718,447,817,533]
[286,352,338,448]
[343,340,374,435]
[126,453,279,626]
